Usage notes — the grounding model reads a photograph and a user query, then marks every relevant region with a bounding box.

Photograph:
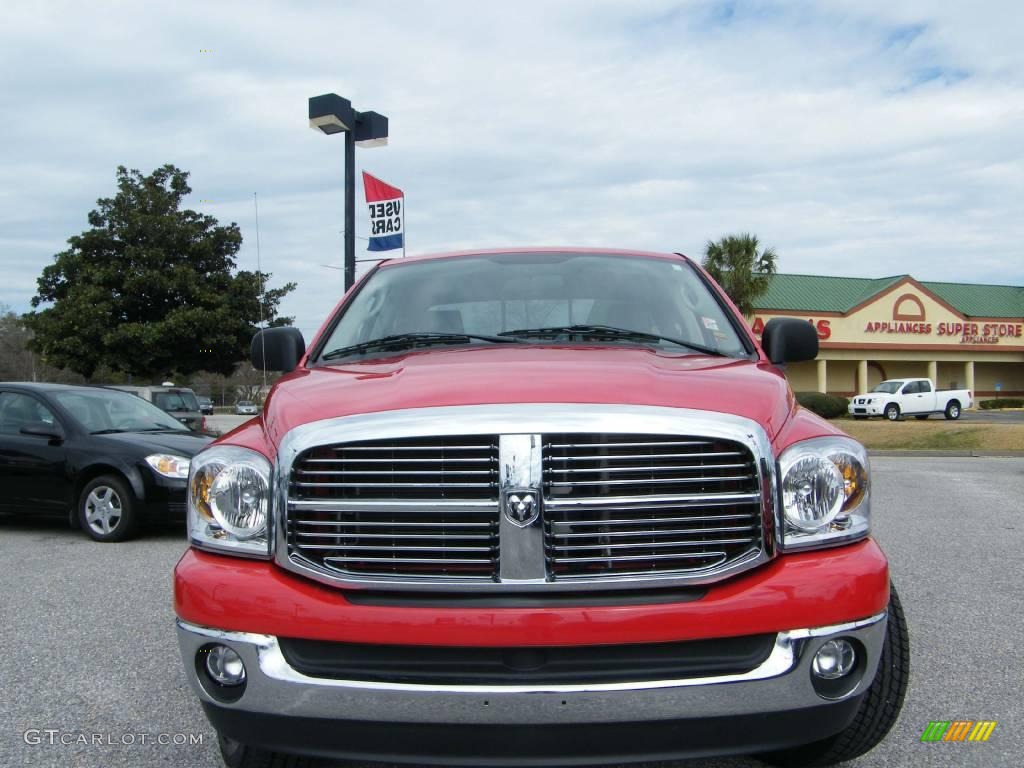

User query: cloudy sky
[1,0,1022,337]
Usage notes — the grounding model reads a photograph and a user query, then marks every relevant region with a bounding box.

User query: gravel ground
[0,456,1021,768]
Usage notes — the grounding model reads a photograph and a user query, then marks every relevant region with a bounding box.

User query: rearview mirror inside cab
[251,327,306,373]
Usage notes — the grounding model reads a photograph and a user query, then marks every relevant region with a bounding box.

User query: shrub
[979,398,1024,410]
[796,391,851,419]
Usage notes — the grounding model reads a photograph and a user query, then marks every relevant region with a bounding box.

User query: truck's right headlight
[778,436,870,551]
[188,446,272,558]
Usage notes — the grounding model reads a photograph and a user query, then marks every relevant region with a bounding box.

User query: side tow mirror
[251,327,306,373]
[761,318,819,364]
[20,421,65,442]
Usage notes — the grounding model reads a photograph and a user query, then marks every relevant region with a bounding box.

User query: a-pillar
[965,361,975,406]
[857,360,868,394]
[817,359,828,394]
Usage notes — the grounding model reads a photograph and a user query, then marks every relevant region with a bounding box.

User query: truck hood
[262,345,795,445]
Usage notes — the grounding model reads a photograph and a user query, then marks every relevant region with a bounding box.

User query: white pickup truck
[849,378,971,421]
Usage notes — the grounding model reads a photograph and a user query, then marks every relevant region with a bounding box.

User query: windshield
[53,390,189,433]
[154,391,199,412]
[319,252,750,361]
[872,381,904,394]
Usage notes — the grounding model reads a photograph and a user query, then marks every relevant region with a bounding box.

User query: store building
[749,274,1024,401]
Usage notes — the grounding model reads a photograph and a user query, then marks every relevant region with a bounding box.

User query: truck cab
[174,248,908,768]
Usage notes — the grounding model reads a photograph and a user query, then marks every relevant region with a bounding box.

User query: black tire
[944,400,961,420]
[914,414,929,420]
[77,474,139,542]
[884,403,900,421]
[218,733,311,768]
[760,582,910,767]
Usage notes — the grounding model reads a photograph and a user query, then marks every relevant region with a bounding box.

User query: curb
[869,449,1024,458]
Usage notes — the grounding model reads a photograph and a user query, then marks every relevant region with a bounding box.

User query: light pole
[308,93,389,290]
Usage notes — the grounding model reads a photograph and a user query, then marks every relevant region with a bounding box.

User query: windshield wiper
[322,332,519,361]
[498,324,726,357]
[90,428,128,435]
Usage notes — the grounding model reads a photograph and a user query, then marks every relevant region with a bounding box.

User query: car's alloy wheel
[78,475,138,542]
[885,404,900,421]
[945,402,961,420]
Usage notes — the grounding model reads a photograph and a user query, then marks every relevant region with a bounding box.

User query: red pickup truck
[175,248,908,767]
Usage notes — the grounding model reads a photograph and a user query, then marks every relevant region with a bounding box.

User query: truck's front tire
[218,733,310,768]
[944,401,961,420]
[759,582,910,768]
[884,404,900,421]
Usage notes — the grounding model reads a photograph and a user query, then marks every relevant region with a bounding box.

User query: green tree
[701,233,778,317]
[24,165,295,380]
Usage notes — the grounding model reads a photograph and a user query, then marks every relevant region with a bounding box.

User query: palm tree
[701,233,778,317]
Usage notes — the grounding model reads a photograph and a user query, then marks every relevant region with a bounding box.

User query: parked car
[849,377,971,421]
[0,383,213,541]
[110,384,206,431]
[175,248,908,768]
[234,400,259,416]
[198,397,215,415]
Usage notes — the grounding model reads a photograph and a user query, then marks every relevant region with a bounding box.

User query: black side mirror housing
[761,318,819,364]
[20,421,65,442]
[251,327,306,373]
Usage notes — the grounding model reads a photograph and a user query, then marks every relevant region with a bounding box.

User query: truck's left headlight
[188,446,272,558]
[778,436,870,551]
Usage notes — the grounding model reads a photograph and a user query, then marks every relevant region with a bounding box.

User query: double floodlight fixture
[308,94,389,146]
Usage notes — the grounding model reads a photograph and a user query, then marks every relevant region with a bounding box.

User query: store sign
[866,320,1022,344]
[750,317,831,340]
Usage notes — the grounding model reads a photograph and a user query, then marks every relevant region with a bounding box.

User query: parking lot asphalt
[959,408,1024,423]
[1,457,1021,768]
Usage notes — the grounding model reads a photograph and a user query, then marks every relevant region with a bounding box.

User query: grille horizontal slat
[548,451,745,462]
[543,433,762,579]
[550,525,760,538]
[548,463,750,474]
[295,520,493,529]
[549,475,755,487]
[551,552,728,564]
[296,531,495,540]
[549,537,759,551]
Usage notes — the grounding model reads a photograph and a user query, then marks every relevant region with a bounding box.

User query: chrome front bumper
[176,612,886,725]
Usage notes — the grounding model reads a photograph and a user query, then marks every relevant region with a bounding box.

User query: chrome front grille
[287,436,500,579]
[278,405,773,591]
[543,434,761,578]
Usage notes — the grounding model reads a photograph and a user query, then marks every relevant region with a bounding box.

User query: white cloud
[1,0,1021,339]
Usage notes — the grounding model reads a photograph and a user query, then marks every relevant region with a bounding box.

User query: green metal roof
[753,273,1024,318]
[919,280,1024,318]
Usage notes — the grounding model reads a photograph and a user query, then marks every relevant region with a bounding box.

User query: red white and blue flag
[363,171,404,252]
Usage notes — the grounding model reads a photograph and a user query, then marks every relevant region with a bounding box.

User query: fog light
[204,644,246,686]
[812,639,856,679]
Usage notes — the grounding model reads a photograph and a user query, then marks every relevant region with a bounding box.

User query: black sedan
[0,383,213,542]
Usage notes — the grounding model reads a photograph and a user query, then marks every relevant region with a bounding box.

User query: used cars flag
[363,171,404,252]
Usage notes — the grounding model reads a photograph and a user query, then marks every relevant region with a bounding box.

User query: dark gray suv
[110,385,206,431]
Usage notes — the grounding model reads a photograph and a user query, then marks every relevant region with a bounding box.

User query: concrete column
[857,360,868,394]
[816,359,828,394]
[927,360,938,385]
[965,361,975,406]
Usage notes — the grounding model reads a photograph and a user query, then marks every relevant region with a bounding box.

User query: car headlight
[145,454,191,479]
[188,445,272,557]
[778,436,870,550]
